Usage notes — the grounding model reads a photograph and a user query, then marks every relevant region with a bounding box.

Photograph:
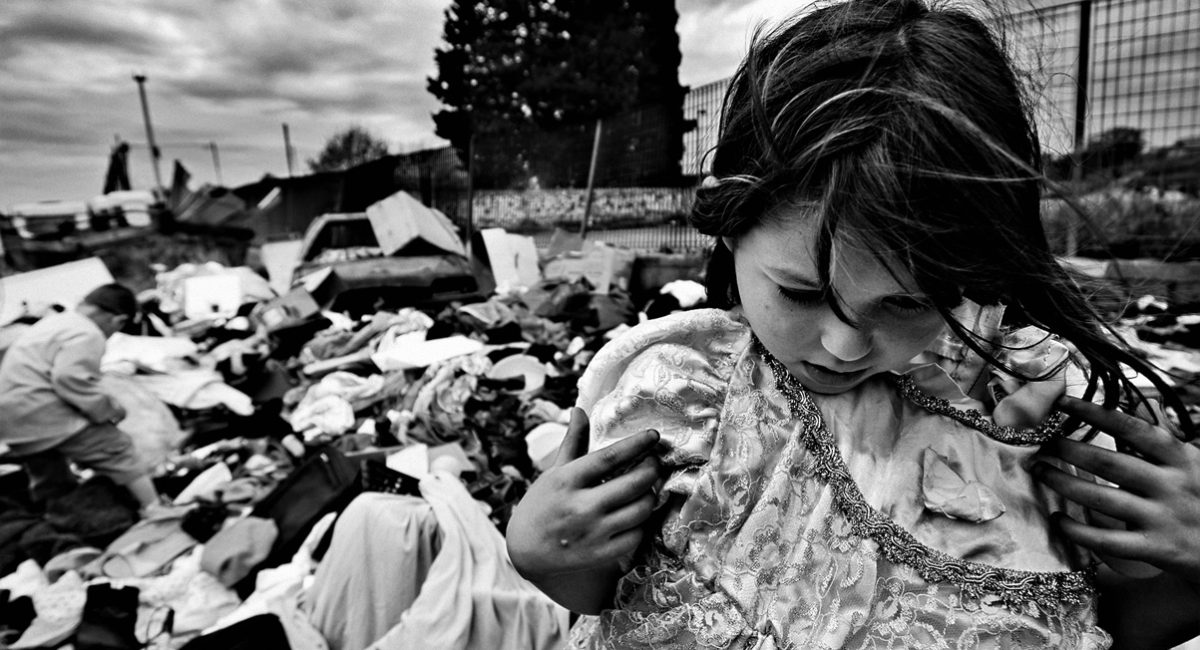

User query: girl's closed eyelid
[882,295,935,313]
[776,285,824,305]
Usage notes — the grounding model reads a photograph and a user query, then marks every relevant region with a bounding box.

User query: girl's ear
[720,236,736,252]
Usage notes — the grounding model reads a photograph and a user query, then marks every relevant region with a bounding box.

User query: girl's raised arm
[506,409,661,614]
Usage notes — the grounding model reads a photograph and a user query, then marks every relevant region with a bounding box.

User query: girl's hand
[506,408,661,581]
[1033,396,1200,584]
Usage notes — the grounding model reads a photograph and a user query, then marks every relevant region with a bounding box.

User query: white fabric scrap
[372,335,484,372]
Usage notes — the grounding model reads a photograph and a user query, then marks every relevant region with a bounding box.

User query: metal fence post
[1067,0,1093,257]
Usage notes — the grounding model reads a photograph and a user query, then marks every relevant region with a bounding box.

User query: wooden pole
[209,142,223,185]
[132,74,164,192]
[282,123,295,177]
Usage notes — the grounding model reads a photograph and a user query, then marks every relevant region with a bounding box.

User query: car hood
[295,254,473,289]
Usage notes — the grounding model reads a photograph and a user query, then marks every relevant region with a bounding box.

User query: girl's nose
[820,316,872,363]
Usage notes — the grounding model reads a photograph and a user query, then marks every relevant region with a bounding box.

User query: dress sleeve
[575,310,746,498]
[50,328,123,424]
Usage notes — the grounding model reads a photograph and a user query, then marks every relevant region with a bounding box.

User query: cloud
[676,0,816,86]
[2,0,783,206]
[0,0,456,205]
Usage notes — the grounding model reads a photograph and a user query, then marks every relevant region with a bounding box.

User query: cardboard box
[253,287,320,332]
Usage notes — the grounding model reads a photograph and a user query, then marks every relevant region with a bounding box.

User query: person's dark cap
[82,283,138,318]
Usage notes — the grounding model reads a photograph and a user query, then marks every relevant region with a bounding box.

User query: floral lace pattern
[570,309,1111,650]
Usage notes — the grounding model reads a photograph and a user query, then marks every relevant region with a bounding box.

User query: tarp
[365,191,466,258]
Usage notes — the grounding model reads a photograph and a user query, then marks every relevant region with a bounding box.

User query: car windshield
[305,219,378,260]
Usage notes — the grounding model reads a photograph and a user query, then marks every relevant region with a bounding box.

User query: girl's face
[729,205,948,395]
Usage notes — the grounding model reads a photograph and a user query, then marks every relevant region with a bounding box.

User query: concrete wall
[473,187,695,230]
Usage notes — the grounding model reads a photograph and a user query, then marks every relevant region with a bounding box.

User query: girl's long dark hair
[692,0,1193,439]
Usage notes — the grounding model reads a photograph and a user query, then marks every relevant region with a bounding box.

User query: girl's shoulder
[575,309,750,453]
[578,308,750,405]
[911,301,1090,432]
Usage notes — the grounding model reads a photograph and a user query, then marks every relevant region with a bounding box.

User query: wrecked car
[293,191,484,314]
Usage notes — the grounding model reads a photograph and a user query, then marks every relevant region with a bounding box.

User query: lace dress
[568,309,1110,649]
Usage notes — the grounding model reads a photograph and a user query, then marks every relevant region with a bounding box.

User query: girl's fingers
[570,429,660,486]
[1033,461,1148,521]
[1053,512,1155,562]
[600,493,656,534]
[553,408,591,467]
[1041,438,1159,494]
[1056,396,1178,465]
[596,527,643,564]
[592,455,660,511]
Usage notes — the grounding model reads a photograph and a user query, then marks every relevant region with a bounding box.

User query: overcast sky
[0,0,801,208]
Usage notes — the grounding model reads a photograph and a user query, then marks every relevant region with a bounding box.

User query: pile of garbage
[0,236,709,649]
[1118,294,1200,423]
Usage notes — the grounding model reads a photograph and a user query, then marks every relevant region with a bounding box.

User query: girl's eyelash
[777,286,824,305]
[883,296,934,313]
[778,285,933,314]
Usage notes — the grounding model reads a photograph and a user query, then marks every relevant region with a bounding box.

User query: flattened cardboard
[260,239,304,294]
[478,228,541,291]
[365,191,466,258]
[0,257,114,325]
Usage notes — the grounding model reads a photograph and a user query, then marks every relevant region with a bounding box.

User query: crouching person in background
[0,283,160,512]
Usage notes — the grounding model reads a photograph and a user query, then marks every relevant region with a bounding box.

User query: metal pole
[132,74,164,192]
[282,123,295,177]
[581,118,603,239]
[1067,0,1093,257]
[466,131,475,245]
[209,142,223,185]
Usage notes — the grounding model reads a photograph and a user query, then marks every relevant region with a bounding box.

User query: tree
[427,0,687,189]
[307,126,391,173]
[1044,127,1146,183]
[1084,127,1144,176]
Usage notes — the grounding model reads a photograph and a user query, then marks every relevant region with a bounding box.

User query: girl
[507,0,1199,647]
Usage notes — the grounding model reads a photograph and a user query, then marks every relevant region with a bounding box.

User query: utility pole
[581,118,603,239]
[209,142,223,185]
[132,74,165,192]
[282,123,296,177]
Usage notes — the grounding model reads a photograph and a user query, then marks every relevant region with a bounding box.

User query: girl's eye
[777,286,824,305]
[882,296,933,314]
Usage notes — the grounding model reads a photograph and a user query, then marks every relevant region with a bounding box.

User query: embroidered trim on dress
[752,337,1097,608]
[893,374,1067,445]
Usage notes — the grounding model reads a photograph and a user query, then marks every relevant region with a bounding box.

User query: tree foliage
[307,126,391,173]
[428,0,686,189]
[1045,126,1146,182]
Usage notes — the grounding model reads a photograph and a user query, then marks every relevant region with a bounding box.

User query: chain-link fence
[1009,0,1200,258]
